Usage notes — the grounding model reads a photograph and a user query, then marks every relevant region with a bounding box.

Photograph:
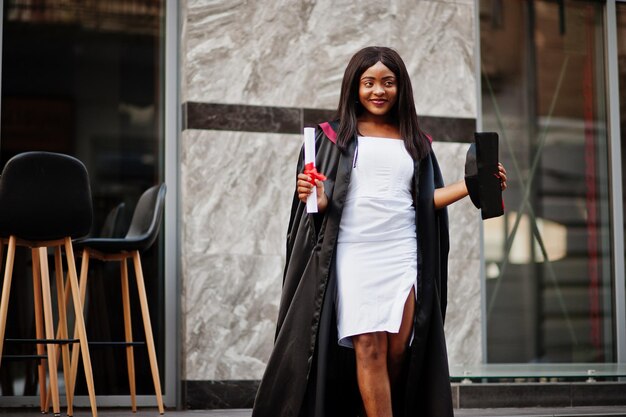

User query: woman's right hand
[297,173,328,212]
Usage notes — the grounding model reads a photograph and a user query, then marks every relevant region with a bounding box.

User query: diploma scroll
[304,127,319,213]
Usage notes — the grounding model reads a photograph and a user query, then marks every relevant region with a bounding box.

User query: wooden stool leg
[0,237,17,365]
[120,258,137,412]
[69,248,90,410]
[132,250,164,414]
[47,269,72,414]
[37,247,61,416]
[0,239,4,285]
[0,236,15,400]
[65,239,98,417]
[54,246,73,414]
[31,246,48,413]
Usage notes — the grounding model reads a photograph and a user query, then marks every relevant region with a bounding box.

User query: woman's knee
[353,332,387,365]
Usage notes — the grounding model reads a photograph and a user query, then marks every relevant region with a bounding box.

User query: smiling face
[358,61,398,121]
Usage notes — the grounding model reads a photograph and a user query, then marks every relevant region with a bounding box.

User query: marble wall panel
[181,129,302,380]
[182,252,285,380]
[436,0,473,4]
[432,141,481,260]
[391,0,476,117]
[446,259,482,366]
[182,0,476,118]
[181,133,483,381]
[181,129,302,257]
[181,0,482,389]
[433,141,483,365]
[184,101,475,142]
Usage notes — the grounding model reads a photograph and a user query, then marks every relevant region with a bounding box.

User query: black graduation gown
[252,121,453,417]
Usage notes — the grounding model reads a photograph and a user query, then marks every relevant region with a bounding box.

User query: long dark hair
[335,46,431,160]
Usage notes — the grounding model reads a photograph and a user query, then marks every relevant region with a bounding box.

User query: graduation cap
[465,132,504,219]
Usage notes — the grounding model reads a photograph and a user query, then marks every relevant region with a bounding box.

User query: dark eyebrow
[360,75,396,81]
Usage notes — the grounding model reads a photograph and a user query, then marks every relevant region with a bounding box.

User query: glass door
[0,0,167,400]
[480,0,614,363]
[615,0,626,365]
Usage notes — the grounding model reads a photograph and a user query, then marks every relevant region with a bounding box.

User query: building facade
[1,0,625,409]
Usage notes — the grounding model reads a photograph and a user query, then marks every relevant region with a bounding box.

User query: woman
[252,46,507,417]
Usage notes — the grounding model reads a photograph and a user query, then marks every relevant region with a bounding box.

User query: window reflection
[485,212,567,267]
[480,0,614,363]
[6,0,161,35]
[0,0,165,397]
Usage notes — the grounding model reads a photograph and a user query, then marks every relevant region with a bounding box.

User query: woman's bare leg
[352,332,393,417]
[352,288,416,416]
[387,288,416,396]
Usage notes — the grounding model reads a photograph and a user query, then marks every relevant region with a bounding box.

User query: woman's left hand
[497,163,507,191]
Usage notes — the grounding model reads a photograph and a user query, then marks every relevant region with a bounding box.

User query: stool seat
[74,236,155,254]
[74,183,166,254]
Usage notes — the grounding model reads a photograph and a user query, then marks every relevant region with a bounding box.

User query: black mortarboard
[465,132,504,219]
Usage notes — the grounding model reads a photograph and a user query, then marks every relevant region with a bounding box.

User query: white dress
[335,136,417,348]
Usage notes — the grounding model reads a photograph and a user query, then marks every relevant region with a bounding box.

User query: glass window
[0,0,166,396]
[616,2,626,361]
[480,0,614,363]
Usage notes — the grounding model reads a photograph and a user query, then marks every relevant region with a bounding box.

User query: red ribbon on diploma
[304,162,327,186]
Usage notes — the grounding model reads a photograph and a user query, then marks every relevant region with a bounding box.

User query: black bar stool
[0,151,98,417]
[73,183,166,414]
[43,201,127,411]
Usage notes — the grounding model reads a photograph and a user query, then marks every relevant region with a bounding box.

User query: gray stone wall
[180,0,481,382]
[182,0,475,116]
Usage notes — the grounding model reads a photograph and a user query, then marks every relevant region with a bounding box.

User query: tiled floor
[1,407,626,417]
[455,406,626,416]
